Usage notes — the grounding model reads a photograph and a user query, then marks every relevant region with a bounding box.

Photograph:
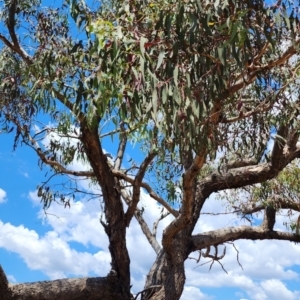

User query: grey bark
[0,267,127,300]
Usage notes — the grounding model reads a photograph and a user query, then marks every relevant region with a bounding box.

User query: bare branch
[198,147,300,198]
[26,137,94,177]
[112,170,179,217]
[121,189,161,254]
[194,245,228,274]
[235,195,300,216]
[125,151,157,226]
[99,129,121,139]
[227,242,243,270]
[135,210,162,255]
[114,123,127,170]
[152,209,170,238]
[134,285,162,300]
[190,225,300,253]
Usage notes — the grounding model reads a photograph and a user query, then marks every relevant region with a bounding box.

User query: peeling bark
[1,275,126,300]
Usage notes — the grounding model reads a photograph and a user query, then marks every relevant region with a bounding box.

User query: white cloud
[260,279,296,300]
[181,286,213,300]
[1,134,300,299]
[0,218,111,280]
[7,275,17,283]
[29,192,108,249]
[26,188,172,289]
[183,193,300,300]
[1,186,300,300]
[0,188,7,203]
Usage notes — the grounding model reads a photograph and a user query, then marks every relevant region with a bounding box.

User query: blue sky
[1,1,300,300]
[1,127,300,300]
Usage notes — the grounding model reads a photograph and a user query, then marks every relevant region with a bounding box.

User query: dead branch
[152,209,170,238]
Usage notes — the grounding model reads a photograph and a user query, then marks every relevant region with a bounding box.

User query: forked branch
[121,188,161,254]
[112,169,179,217]
[125,151,157,226]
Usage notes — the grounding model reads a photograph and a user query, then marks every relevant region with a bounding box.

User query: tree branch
[152,210,170,239]
[168,152,207,235]
[198,139,300,197]
[271,125,289,169]
[3,0,32,64]
[190,226,300,253]
[234,195,300,215]
[220,99,272,124]
[121,189,161,254]
[125,151,157,226]
[112,170,179,217]
[223,38,300,99]
[52,88,85,123]
[226,158,260,169]
[162,96,223,251]
[114,123,127,170]
[8,275,126,300]
[21,131,94,177]
[262,206,276,231]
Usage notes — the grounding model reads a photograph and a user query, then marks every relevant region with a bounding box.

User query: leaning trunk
[80,122,131,299]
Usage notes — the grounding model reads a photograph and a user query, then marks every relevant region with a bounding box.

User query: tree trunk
[0,267,129,300]
[144,235,190,300]
[80,122,131,299]
[144,191,205,300]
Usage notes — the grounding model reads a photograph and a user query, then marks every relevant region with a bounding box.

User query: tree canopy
[1,0,300,299]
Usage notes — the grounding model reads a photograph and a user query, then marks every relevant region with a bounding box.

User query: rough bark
[80,122,131,299]
[0,268,127,300]
[144,247,187,300]
[0,265,11,300]
[144,173,209,300]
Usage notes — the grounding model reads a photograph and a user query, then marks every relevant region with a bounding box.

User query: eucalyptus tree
[1,0,300,299]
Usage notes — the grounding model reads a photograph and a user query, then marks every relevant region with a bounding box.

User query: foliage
[1,0,298,194]
[2,0,299,160]
[2,0,300,299]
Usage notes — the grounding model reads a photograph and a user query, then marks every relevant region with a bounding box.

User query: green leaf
[152,88,158,116]
[174,65,179,87]
[162,85,167,104]
[156,50,165,70]
[217,47,226,66]
[140,36,148,58]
